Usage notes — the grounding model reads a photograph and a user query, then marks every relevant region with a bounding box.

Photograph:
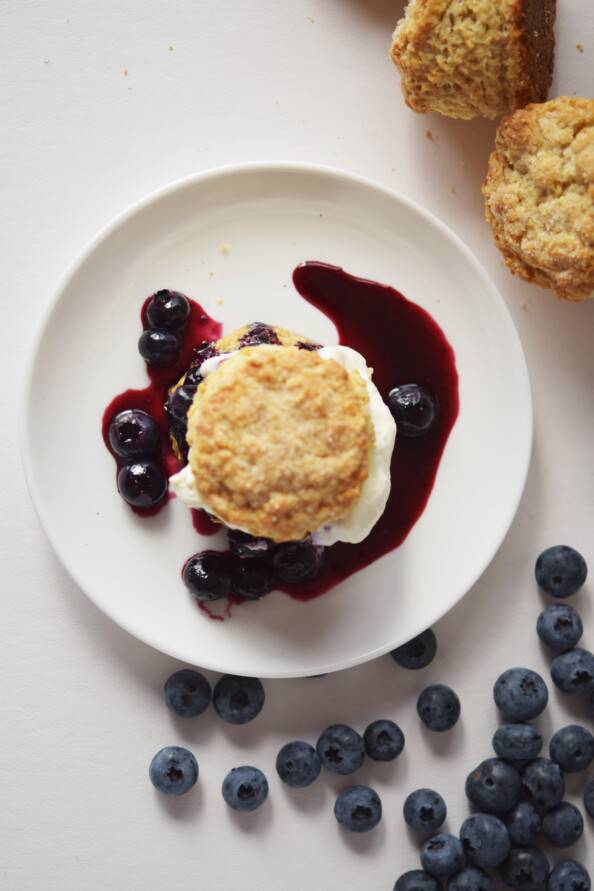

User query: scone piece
[483,97,594,301]
[391,0,556,120]
[186,345,374,542]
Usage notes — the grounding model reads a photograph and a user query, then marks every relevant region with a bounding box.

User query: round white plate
[22,163,532,678]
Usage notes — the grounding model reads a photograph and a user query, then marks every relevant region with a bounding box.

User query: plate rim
[20,161,533,677]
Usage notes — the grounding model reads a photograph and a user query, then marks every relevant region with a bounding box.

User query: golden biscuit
[391,0,556,120]
[186,345,374,542]
[483,97,594,301]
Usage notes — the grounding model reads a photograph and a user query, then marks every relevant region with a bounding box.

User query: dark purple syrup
[102,297,222,516]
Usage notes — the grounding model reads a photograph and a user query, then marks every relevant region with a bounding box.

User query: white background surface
[1,2,593,889]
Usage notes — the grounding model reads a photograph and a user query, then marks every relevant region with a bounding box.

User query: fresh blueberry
[163,668,211,718]
[166,386,195,423]
[272,539,324,583]
[117,461,167,508]
[417,684,460,732]
[447,868,492,891]
[146,290,190,331]
[149,745,198,795]
[403,788,447,834]
[584,779,594,817]
[394,871,440,891]
[108,409,159,458]
[500,847,550,890]
[549,725,594,773]
[213,675,265,725]
[334,785,382,833]
[316,724,365,775]
[364,719,405,762]
[138,328,180,366]
[506,803,542,847]
[493,668,548,722]
[222,766,268,812]
[387,384,439,437]
[391,629,437,670]
[182,551,232,602]
[460,813,510,868]
[227,529,274,559]
[239,323,281,347]
[276,741,321,788]
[551,648,594,694]
[548,861,591,891]
[230,556,274,600]
[537,604,583,653]
[420,833,465,879]
[522,759,565,812]
[542,802,584,848]
[465,758,522,815]
[535,546,587,599]
[493,725,543,763]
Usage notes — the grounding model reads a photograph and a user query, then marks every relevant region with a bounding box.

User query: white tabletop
[2,2,593,889]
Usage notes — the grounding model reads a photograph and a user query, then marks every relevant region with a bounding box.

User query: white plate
[22,163,532,678]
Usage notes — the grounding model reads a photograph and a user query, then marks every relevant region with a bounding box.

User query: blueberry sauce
[102,296,222,516]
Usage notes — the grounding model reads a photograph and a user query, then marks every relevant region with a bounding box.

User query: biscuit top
[186,345,375,542]
[483,96,594,301]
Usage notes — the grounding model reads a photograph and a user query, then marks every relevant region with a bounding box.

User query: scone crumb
[219,243,230,255]
[576,43,584,53]
[425,129,438,143]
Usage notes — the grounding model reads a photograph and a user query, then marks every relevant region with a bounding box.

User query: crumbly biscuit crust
[483,97,594,301]
[391,0,555,120]
[186,345,374,542]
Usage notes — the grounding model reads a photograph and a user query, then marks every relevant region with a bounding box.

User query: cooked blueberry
[537,605,583,653]
[213,675,265,725]
[230,556,274,600]
[584,779,594,817]
[420,833,465,879]
[146,290,190,331]
[549,725,594,773]
[522,759,565,812]
[548,861,591,891]
[108,409,159,458]
[182,551,232,602]
[149,745,198,795]
[395,871,440,891]
[222,766,268,812]
[493,725,543,763]
[276,741,321,788]
[391,629,437,670]
[316,724,365,775]
[447,867,492,891]
[403,788,447,834]
[273,539,324,583]
[117,461,167,508]
[460,814,510,868]
[227,529,274,559]
[296,341,321,351]
[551,648,594,694]
[506,803,542,847]
[417,684,460,732]
[166,386,195,423]
[364,719,404,762]
[334,785,382,833]
[500,847,550,890]
[138,328,180,365]
[163,668,211,718]
[465,759,522,816]
[535,546,587,599]
[192,340,219,365]
[542,802,583,848]
[493,668,548,722]
[387,383,439,437]
[238,323,281,347]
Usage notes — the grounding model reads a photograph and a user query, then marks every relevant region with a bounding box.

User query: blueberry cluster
[183,532,325,604]
[138,289,190,366]
[166,339,219,462]
[394,545,591,891]
[109,408,168,509]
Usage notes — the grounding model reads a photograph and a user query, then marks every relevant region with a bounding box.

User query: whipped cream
[169,345,396,545]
